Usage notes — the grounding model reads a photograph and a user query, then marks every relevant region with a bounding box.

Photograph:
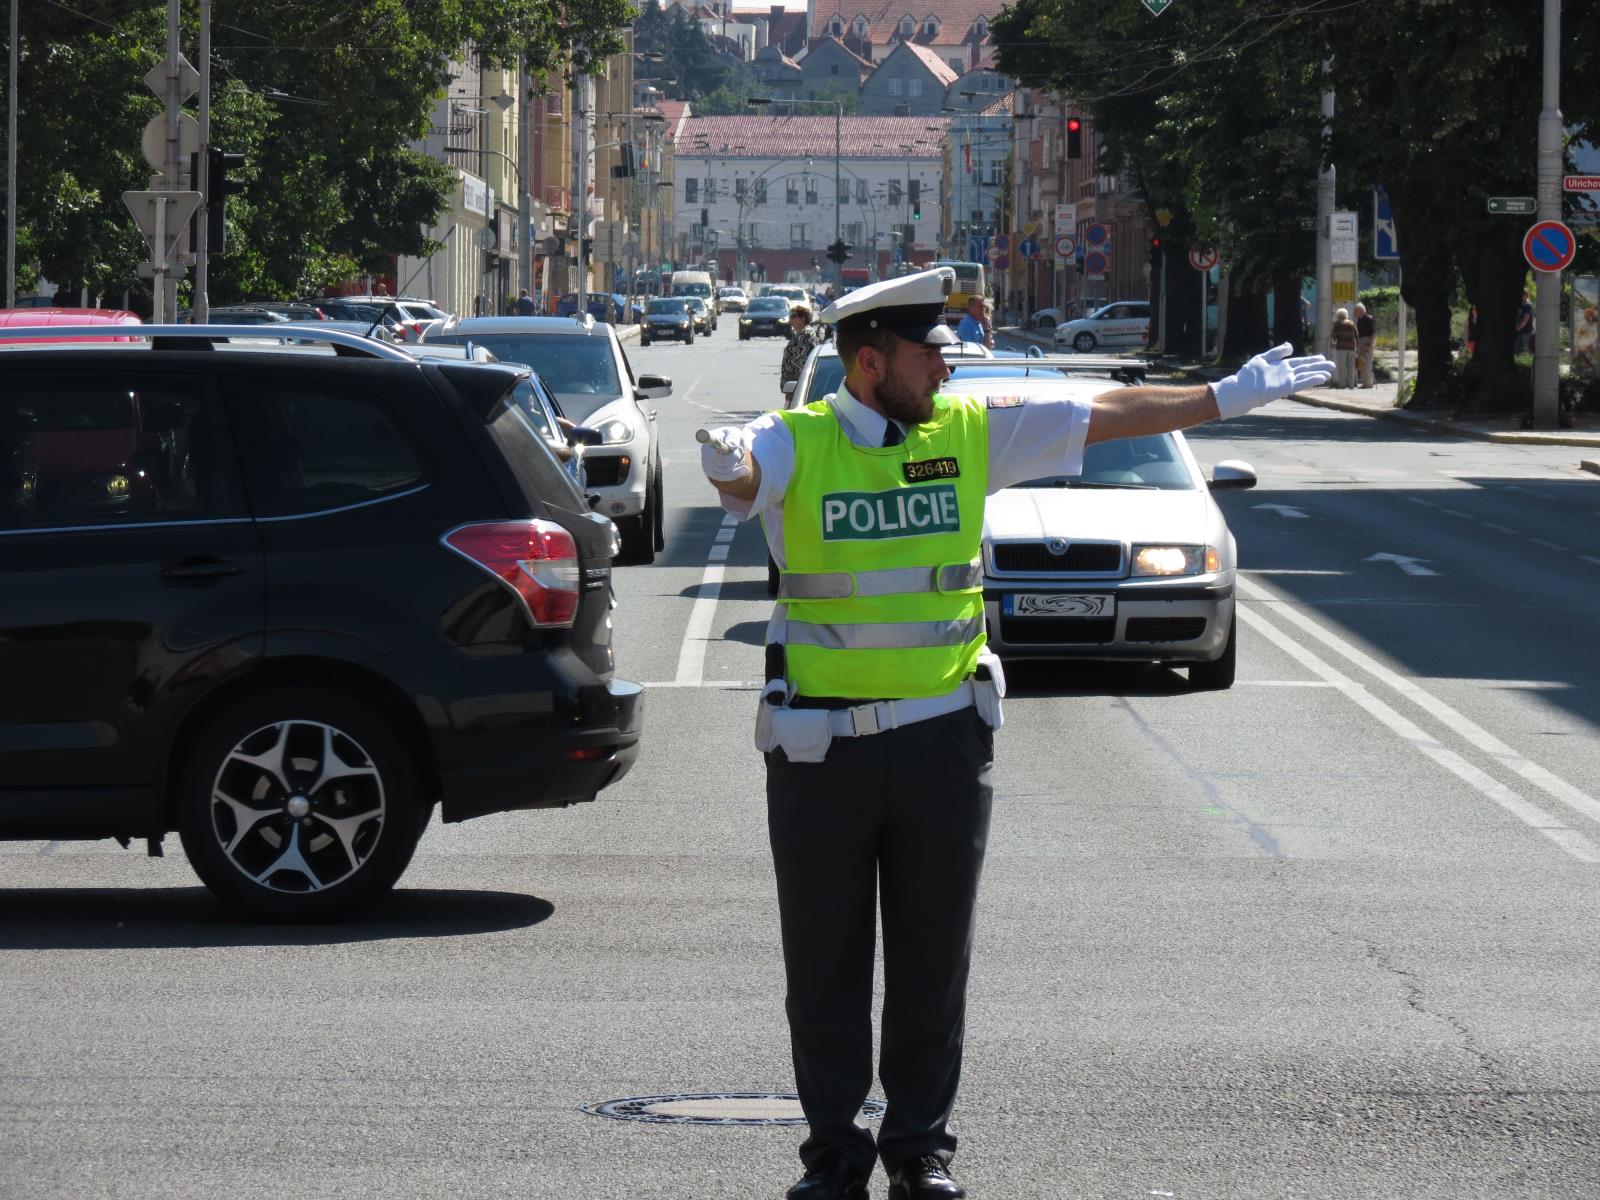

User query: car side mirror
[781,380,798,396]
[635,373,672,399]
[568,426,605,447]
[1207,460,1257,491]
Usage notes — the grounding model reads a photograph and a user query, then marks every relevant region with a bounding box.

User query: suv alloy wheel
[177,687,426,919]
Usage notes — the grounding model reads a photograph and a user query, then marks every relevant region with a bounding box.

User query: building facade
[857,41,958,116]
[673,114,949,283]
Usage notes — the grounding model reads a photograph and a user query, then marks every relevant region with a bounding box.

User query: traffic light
[912,199,922,221]
[205,147,246,254]
[826,239,853,264]
[1148,234,1162,264]
[611,143,636,178]
[700,208,709,227]
[1066,116,1083,160]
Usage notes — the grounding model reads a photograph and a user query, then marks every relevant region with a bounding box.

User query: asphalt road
[4,328,1600,1199]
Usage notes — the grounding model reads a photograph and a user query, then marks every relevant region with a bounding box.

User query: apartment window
[909,78,922,97]
[685,177,699,203]
[735,178,748,201]
[925,17,940,37]
[888,178,902,207]
[986,161,1002,185]
[786,180,799,205]
[856,178,868,205]
[899,16,914,38]
[805,180,819,205]
[838,179,850,204]
[831,63,840,75]
[888,77,903,97]
[790,223,808,248]
[844,222,863,245]
[754,179,767,205]
[949,58,963,72]
[830,16,844,35]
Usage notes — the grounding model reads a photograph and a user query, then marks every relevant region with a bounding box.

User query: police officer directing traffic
[701,268,1332,1200]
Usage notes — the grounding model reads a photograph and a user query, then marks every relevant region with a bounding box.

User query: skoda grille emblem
[1046,538,1069,556]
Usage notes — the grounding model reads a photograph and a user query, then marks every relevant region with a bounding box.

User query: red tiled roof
[812,0,994,47]
[657,100,692,144]
[677,114,951,159]
[976,91,1014,117]
[898,40,961,86]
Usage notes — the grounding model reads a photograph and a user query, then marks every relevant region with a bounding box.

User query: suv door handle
[160,556,245,585]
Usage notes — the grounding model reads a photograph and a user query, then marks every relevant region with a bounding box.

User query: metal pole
[1532,0,1562,430]
[834,100,841,287]
[574,72,588,313]
[1157,247,1168,353]
[155,0,182,321]
[5,0,16,308]
[1199,264,1206,359]
[194,0,210,323]
[519,56,532,299]
[1314,53,1335,357]
[1397,264,1407,397]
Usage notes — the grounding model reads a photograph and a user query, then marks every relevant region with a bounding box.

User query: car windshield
[649,298,687,314]
[805,354,846,403]
[1016,434,1193,490]
[430,334,621,421]
[750,299,789,314]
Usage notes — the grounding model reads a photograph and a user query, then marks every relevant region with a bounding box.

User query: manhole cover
[581,1092,886,1127]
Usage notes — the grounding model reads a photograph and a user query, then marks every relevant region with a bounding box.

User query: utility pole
[157,0,183,322]
[1532,0,1562,430]
[519,55,532,301]
[1314,54,1335,357]
[193,0,211,323]
[6,0,16,307]
[573,72,590,313]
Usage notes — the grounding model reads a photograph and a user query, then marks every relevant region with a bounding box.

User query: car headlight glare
[1131,545,1212,577]
[597,418,634,445]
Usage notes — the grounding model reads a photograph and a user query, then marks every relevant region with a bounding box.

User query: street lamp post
[446,143,523,311]
[747,95,842,284]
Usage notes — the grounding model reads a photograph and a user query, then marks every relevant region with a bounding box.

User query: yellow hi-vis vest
[772,393,989,699]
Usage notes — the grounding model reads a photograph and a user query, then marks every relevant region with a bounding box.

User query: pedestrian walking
[1331,307,1359,388]
[1465,305,1478,357]
[698,267,1333,1200]
[1515,289,1535,354]
[1354,302,1376,388]
[954,295,992,349]
[781,303,826,401]
[514,287,537,316]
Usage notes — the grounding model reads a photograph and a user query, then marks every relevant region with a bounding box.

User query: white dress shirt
[720,383,1092,567]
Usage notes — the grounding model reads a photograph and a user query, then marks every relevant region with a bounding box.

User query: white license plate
[1002,592,1115,618]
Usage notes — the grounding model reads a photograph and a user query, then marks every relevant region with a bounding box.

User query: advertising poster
[1574,275,1600,377]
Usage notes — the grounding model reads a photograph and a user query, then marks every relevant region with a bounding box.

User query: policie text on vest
[821,484,961,541]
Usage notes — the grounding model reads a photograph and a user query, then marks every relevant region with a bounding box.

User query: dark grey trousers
[766,706,994,1177]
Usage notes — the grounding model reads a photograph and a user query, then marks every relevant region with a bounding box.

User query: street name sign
[1523,220,1576,273]
[1488,196,1536,215]
[1187,246,1219,272]
[1564,176,1600,193]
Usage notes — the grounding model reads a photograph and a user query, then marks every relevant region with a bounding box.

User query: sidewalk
[996,328,1600,451]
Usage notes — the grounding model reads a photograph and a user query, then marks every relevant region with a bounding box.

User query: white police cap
[819,267,958,345]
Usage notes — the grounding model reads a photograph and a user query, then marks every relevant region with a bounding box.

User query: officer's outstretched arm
[701,425,762,503]
[1087,343,1332,445]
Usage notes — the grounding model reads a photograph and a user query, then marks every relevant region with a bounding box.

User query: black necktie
[882,420,904,447]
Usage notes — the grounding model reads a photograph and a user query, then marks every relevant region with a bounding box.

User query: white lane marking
[1439,507,1473,519]
[1529,537,1569,552]
[673,514,738,686]
[1236,680,1338,687]
[642,680,757,689]
[1365,552,1438,576]
[1253,503,1309,519]
[1482,522,1517,535]
[1238,605,1600,862]
[1247,568,1345,576]
[1404,496,1438,508]
[1406,495,1571,553]
[1241,576,1600,833]
[714,525,736,544]
[1584,556,1600,568]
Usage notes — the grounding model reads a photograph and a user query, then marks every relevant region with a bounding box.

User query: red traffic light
[1149,235,1162,249]
[1066,117,1082,132]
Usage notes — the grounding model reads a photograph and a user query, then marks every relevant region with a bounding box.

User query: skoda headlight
[1131,545,1218,577]
[596,418,635,445]
[678,315,691,325]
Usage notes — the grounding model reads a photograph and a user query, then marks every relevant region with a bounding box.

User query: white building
[673,114,950,281]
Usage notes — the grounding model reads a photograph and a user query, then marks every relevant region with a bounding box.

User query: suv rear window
[2,378,213,528]
[234,382,427,517]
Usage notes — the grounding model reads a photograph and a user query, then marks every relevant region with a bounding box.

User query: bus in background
[931,260,985,326]
[839,267,870,292]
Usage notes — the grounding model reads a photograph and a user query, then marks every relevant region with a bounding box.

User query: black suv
[0,326,642,918]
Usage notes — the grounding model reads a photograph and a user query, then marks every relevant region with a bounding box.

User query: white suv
[424,315,671,563]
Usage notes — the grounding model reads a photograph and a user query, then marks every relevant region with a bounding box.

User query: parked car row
[0,313,661,920]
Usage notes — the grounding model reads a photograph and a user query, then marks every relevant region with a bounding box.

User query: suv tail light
[443,520,581,627]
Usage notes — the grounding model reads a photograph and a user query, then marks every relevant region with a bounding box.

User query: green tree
[1,0,631,306]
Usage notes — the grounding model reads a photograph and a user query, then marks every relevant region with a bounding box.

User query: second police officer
[701,268,1333,1200]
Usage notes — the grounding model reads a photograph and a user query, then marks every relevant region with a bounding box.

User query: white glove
[1212,343,1335,418]
[700,425,752,482]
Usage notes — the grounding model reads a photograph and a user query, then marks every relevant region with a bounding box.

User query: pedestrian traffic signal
[197,147,246,254]
[1066,117,1083,160]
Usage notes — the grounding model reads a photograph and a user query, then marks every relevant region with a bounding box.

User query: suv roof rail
[0,323,418,361]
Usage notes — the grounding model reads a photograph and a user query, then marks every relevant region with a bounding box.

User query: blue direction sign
[1524,220,1576,273]
[1373,186,1399,261]
[1018,236,1040,260]
[967,235,990,263]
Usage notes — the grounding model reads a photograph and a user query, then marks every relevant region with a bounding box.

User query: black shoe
[786,1155,870,1200]
[887,1154,965,1199]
